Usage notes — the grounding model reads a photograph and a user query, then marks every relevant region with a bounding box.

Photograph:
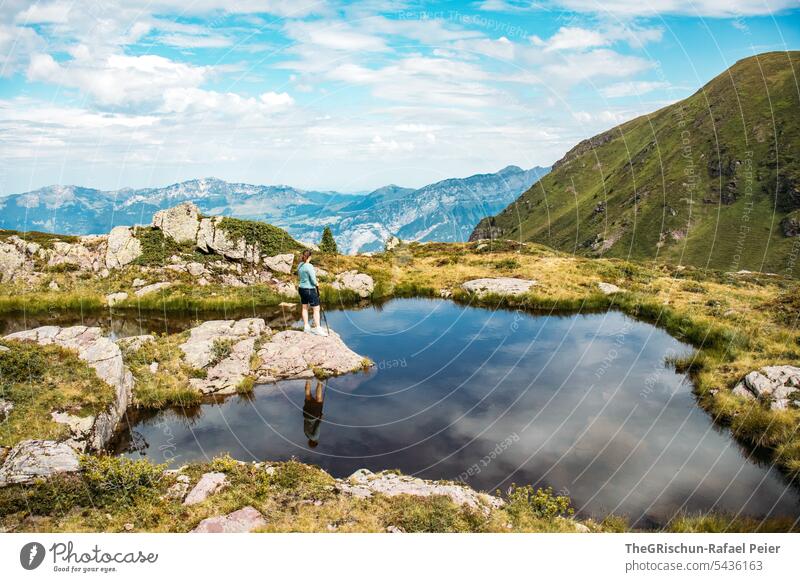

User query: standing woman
[297,250,328,336]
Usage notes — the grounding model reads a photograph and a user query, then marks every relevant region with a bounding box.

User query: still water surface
[29,298,795,526]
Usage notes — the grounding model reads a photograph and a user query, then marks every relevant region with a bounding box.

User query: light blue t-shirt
[297,261,318,289]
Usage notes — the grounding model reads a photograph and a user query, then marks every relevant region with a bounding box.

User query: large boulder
[196,218,256,262]
[0,440,80,486]
[732,365,800,410]
[337,469,502,512]
[152,202,201,244]
[191,506,266,533]
[331,271,374,298]
[183,472,228,506]
[3,326,134,450]
[461,277,536,297]
[0,241,27,283]
[105,226,142,269]
[134,282,172,297]
[263,253,294,274]
[255,329,369,382]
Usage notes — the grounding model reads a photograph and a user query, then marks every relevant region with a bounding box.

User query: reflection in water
[303,380,326,448]
[108,299,798,526]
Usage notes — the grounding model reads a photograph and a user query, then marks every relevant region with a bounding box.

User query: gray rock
[734,365,800,403]
[461,277,536,297]
[331,270,374,298]
[191,336,257,395]
[255,330,370,382]
[0,440,80,486]
[263,253,294,274]
[165,474,192,501]
[385,236,402,251]
[180,318,268,369]
[732,383,756,400]
[0,242,27,283]
[50,411,94,438]
[132,278,147,288]
[597,282,622,295]
[196,217,255,262]
[134,282,172,297]
[337,469,502,512]
[274,281,299,298]
[183,472,228,506]
[3,326,133,450]
[152,202,201,244]
[0,398,13,421]
[105,226,142,269]
[191,506,266,533]
[186,262,207,277]
[105,292,128,307]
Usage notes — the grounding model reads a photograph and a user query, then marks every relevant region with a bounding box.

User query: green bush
[217,217,302,256]
[382,494,488,533]
[81,455,165,506]
[0,342,46,384]
[503,485,574,524]
[133,227,182,266]
[210,338,234,366]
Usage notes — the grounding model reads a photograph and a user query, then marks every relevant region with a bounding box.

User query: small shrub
[503,485,574,525]
[81,455,165,506]
[217,216,302,257]
[237,375,255,394]
[43,262,79,273]
[133,227,183,266]
[494,258,521,270]
[210,338,234,366]
[382,494,488,533]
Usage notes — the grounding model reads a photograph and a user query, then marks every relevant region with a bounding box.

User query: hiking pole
[317,286,330,335]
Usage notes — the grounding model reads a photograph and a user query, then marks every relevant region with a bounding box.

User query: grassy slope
[477,51,800,275]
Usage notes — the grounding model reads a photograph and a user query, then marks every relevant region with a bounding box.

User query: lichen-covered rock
[51,411,94,439]
[105,226,142,269]
[597,282,622,295]
[0,242,27,283]
[733,365,800,409]
[191,506,266,533]
[180,318,268,369]
[3,326,133,450]
[0,440,80,486]
[134,281,172,297]
[196,218,254,262]
[255,330,369,382]
[461,277,536,297]
[152,202,201,244]
[183,472,228,505]
[105,292,128,306]
[0,398,13,421]
[45,240,104,272]
[331,270,374,298]
[337,469,502,512]
[263,253,294,274]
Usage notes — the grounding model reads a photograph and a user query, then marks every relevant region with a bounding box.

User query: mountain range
[0,165,549,254]
[472,51,800,275]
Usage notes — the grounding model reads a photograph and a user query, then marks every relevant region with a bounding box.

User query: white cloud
[600,80,670,98]
[27,51,208,109]
[481,0,799,17]
[535,27,608,51]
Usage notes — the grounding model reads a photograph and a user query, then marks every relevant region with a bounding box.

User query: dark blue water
[116,299,800,526]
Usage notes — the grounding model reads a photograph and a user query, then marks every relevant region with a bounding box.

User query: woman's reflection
[303,379,325,448]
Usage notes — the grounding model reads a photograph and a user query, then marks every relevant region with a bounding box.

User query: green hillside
[473,51,800,275]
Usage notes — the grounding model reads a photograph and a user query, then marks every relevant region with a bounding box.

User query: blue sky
[0,0,798,195]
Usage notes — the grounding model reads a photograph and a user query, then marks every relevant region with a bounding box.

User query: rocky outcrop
[461,277,536,297]
[263,253,294,274]
[178,319,370,394]
[134,282,172,297]
[331,270,374,298]
[105,226,142,269]
[105,292,128,306]
[3,326,133,450]
[337,469,502,512]
[0,440,81,486]
[152,202,201,244]
[0,398,13,421]
[180,319,268,395]
[781,213,800,237]
[0,241,27,283]
[191,506,266,533]
[183,472,228,506]
[732,365,800,410]
[196,218,257,262]
[254,330,369,383]
[597,282,622,295]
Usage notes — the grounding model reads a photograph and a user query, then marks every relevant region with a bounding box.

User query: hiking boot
[303,324,312,333]
[312,327,329,337]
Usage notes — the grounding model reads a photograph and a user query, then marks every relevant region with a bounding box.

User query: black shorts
[299,287,320,307]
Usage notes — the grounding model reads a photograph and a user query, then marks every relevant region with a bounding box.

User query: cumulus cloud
[600,80,670,98]
[481,0,799,17]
